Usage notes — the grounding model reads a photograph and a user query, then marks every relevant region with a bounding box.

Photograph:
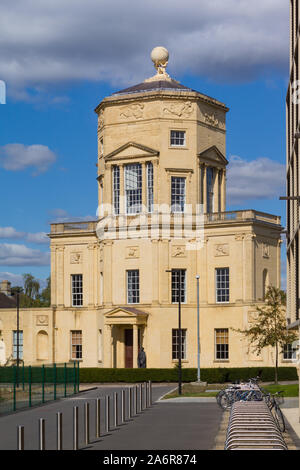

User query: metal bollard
[145,382,148,408]
[105,395,110,433]
[84,402,90,446]
[39,418,46,450]
[135,386,138,414]
[114,392,118,428]
[56,412,63,450]
[128,388,132,418]
[96,398,101,438]
[17,425,24,450]
[140,383,143,411]
[73,406,79,450]
[148,381,152,406]
[121,390,126,423]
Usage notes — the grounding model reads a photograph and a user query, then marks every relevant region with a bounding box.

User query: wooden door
[125,329,133,368]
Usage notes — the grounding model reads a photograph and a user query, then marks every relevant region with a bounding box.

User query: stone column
[213,168,219,213]
[103,241,113,306]
[51,246,57,306]
[104,324,112,368]
[151,239,159,304]
[221,169,226,212]
[133,324,139,368]
[159,239,170,304]
[88,243,96,306]
[57,247,65,307]
[203,164,207,214]
[153,160,159,206]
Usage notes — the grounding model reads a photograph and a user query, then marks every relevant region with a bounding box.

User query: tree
[39,276,51,307]
[233,286,298,384]
[23,273,40,300]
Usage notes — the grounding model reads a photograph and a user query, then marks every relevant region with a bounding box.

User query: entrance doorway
[125,329,133,368]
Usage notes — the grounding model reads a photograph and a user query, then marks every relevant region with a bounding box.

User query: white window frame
[71,330,82,360]
[216,268,230,303]
[283,343,297,360]
[127,270,140,304]
[215,329,229,360]
[171,176,186,213]
[112,165,120,215]
[124,163,142,215]
[147,161,154,213]
[172,329,187,360]
[171,269,186,304]
[170,130,186,147]
[71,274,83,307]
[12,330,23,359]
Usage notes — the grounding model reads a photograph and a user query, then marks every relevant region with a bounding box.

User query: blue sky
[0,0,289,288]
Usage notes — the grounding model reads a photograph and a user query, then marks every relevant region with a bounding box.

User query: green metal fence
[0,362,80,415]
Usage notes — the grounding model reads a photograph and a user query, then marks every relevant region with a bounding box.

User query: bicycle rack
[224,401,287,450]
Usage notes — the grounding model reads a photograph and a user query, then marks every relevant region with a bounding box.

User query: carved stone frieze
[163,101,193,118]
[120,104,144,120]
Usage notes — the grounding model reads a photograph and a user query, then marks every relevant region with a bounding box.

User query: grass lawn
[163,383,299,399]
[262,384,299,397]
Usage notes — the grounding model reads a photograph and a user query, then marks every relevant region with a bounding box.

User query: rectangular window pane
[72,274,83,307]
[172,269,186,303]
[216,268,229,303]
[171,177,185,213]
[215,329,229,360]
[125,164,142,214]
[13,331,23,359]
[207,167,214,214]
[172,329,187,360]
[113,165,120,215]
[170,130,186,146]
[71,331,82,360]
[147,162,154,213]
[127,270,140,304]
[283,343,297,360]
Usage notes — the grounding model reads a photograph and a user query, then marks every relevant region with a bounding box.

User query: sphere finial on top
[151,46,169,75]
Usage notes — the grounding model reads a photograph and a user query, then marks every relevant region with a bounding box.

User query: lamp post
[196,275,200,383]
[166,269,182,395]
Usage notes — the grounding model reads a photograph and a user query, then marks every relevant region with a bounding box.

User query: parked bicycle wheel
[216,390,225,407]
[273,404,286,433]
[219,392,231,410]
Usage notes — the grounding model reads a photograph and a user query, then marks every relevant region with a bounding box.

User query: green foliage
[233,286,298,383]
[79,367,298,384]
[11,274,51,308]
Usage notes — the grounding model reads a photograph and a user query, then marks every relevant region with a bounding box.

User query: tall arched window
[207,167,214,213]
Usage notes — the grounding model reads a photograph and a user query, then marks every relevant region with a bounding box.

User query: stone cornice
[95,90,229,114]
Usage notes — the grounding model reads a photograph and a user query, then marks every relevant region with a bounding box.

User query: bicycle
[263,391,285,433]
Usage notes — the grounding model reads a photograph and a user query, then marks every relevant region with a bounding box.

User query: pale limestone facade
[0,51,288,370]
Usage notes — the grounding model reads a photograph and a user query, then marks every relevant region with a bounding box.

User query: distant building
[0,48,285,369]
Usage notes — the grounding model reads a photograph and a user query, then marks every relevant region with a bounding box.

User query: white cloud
[0,0,289,99]
[0,244,50,266]
[0,227,49,245]
[0,227,24,239]
[26,232,49,244]
[0,144,56,174]
[48,208,95,223]
[0,272,24,286]
[227,155,285,206]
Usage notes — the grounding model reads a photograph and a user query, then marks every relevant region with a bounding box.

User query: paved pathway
[0,384,223,450]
